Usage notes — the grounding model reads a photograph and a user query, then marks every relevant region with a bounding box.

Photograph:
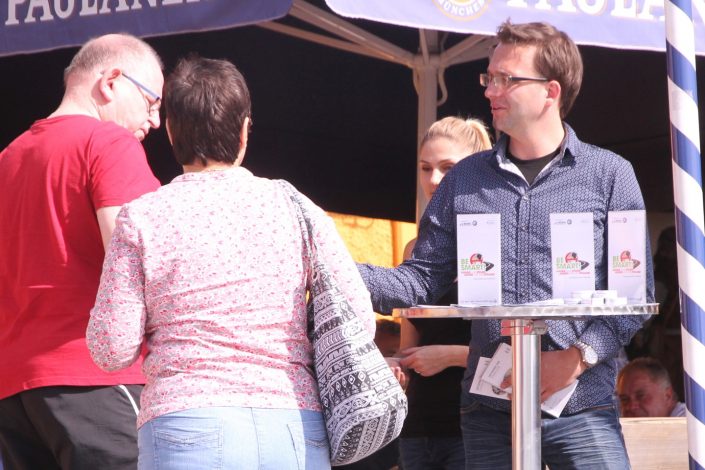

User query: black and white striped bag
[278,180,407,466]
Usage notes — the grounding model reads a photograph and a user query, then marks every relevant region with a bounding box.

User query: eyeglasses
[121,72,161,114]
[479,73,548,88]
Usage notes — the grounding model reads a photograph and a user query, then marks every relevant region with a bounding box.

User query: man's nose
[148,110,161,129]
[485,84,499,99]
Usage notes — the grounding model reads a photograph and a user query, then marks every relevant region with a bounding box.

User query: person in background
[375,317,402,358]
[0,33,162,469]
[86,55,375,470]
[393,117,491,470]
[617,357,686,418]
[358,20,653,469]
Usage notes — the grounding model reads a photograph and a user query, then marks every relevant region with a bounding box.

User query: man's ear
[98,68,121,103]
[548,80,561,98]
[545,80,562,113]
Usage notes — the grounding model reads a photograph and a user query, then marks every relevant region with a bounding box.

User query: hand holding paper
[470,344,581,417]
[537,348,586,402]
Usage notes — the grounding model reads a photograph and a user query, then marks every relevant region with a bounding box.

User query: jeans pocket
[150,417,223,470]
[154,428,221,448]
[287,416,330,470]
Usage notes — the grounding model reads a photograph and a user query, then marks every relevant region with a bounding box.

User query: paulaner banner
[3,0,704,57]
[0,0,291,57]
[328,0,705,55]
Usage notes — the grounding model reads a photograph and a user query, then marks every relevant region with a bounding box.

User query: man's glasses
[121,72,161,114]
[479,73,548,88]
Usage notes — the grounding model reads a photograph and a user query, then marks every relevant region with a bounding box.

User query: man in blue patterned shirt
[359,21,654,469]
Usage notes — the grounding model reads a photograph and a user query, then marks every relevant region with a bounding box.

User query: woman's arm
[300,192,376,335]
[399,344,469,376]
[86,206,147,371]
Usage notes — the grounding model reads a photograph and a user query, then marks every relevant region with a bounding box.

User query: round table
[393,303,659,470]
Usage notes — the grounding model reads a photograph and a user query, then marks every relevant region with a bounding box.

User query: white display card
[481,343,512,387]
[607,210,647,303]
[550,212,595,299]
[457,214,502,306]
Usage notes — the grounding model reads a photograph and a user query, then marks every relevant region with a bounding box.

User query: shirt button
[521,225,528,231]
[522,194,529,200]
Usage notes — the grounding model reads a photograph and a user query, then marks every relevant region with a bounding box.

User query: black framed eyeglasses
[479,73,548,88]
[121,72,161,114]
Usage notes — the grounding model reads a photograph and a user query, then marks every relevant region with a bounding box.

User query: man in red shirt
[0,33,163,469]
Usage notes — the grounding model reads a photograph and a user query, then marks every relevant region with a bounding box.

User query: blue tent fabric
[2,0,703,57]
[1,0,292,57]
[326,0,705,55]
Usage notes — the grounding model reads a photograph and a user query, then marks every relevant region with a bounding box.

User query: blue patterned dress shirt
[359,124,655,415]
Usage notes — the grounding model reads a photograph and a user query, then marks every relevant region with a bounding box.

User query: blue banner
[327,0,705,55]
[3,0,703,57]
[1,0,292,57]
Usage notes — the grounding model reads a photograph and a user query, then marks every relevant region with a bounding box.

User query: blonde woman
[396,117,491,470]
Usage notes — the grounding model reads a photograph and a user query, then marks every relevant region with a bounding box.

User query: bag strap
[276,180,318,338]
[276,179,314,278]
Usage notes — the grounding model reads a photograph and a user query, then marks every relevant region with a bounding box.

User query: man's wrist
[573,341,598,369]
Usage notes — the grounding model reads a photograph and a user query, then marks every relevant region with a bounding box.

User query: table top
[392,303,659,320]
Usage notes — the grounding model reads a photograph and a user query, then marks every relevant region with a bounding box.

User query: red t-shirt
[0,115,161,399]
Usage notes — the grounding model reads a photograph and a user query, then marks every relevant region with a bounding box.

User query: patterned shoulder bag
[277,180,407,466]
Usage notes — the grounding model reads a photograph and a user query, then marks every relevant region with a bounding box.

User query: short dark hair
[496,21,583,119]
[165,56,251,166]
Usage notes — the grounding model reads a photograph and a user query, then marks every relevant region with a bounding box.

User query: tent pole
[664,0,705,467]
[415,30,440,225]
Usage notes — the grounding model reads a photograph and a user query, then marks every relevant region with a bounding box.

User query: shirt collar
[494,123,577,181]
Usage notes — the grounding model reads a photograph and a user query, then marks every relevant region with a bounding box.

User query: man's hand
[398,345,469,377]
[500,347,587,402]
[538,347,586,402]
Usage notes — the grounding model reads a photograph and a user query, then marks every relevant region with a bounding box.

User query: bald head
[618,357,678,417]
[64,33,162,86]
[53,33,164,140]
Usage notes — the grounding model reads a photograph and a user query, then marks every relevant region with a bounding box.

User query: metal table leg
[501,319,547,470]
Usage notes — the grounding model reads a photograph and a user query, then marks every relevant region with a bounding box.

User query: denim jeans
[399,436,466,470]
[460,399,630,470]
[138,407,329,470]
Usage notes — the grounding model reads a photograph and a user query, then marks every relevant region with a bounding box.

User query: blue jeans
[400,436,465,470]
[138,407,330,470]
[460,399,630,470]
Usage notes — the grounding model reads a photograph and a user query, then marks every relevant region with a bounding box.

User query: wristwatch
[573,341,598,368]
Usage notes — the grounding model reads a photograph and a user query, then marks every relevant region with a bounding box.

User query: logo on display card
[555,251,591,273]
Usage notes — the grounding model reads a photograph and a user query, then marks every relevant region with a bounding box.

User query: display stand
[393,303,658,470]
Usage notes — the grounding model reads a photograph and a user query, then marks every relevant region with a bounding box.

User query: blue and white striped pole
[665,0,705,467]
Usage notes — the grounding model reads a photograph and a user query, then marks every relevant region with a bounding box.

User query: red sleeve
[88,122,161,209]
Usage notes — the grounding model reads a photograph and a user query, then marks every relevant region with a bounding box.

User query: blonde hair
[420,116,492,155]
